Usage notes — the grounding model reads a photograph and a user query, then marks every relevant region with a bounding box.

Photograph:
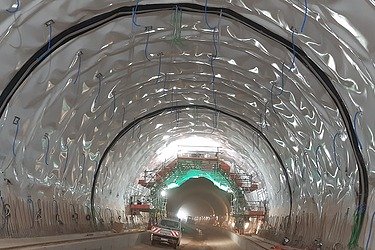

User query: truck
[150,218,182,249]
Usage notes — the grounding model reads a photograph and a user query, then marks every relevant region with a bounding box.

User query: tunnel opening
[166,177,231,222]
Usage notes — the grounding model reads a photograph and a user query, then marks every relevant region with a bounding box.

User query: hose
[12,116,20,157]
[131,0,141,28]
[43,133,50,165]
[94,73,102,108]
[155,52,163,84]
[72,51,82,85]
[38,20,54,61]
[172,6,182,44]
[300,0,308,33]
[53,200,63,225]
[144,26,152,61]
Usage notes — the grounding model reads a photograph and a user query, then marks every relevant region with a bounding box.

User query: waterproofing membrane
[0,0,374,248]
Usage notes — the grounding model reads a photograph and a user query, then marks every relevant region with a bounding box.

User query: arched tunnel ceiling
[0,0,374,247]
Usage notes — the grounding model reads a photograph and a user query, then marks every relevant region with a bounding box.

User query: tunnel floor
[129,225,240,250]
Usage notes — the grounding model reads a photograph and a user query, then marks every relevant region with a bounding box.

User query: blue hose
[212,29,218,58]
[144,27,152,61]
[204,0,215,30]
[300,0,308,33]
[38,21,54,61]
[132,0,141,28]
[155,53,162,84]
[12,116,20,157]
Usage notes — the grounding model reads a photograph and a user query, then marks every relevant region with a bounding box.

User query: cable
[53,200,63,225]
[300,0,308,33]
[94,73,102,107]
[38,20,54,61]
[43,133,50,165]
[333,132,342,170]
[144,26,152,61]
[172,6,182,44]
[132,0,141,28]
[6,0,20,13]
[155,52,163,84]
[204,0,215,30]
[72,51,82,85]
[353,110,363,150]
[209,55,217,112]
[212,28,218,59]
[12,116,20,157]
[365,210,375,250]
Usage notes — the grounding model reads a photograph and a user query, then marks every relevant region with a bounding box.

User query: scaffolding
[137,146,261,217]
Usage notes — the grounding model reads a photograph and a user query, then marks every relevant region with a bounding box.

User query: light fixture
[160,190,167,197]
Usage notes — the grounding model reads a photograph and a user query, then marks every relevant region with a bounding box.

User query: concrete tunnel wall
[0,1,374,249]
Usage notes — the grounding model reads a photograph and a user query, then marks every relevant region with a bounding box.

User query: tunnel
[0,0,374,249]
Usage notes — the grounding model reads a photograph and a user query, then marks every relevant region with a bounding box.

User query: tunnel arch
[0,1,373,248]
[90,104,292,222]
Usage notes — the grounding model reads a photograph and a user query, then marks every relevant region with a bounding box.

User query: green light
[163,169,233,193]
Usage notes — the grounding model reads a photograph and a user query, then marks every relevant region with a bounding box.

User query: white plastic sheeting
[0,0,374,248]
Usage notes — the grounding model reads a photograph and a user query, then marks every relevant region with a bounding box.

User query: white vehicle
[150,218,182,249]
